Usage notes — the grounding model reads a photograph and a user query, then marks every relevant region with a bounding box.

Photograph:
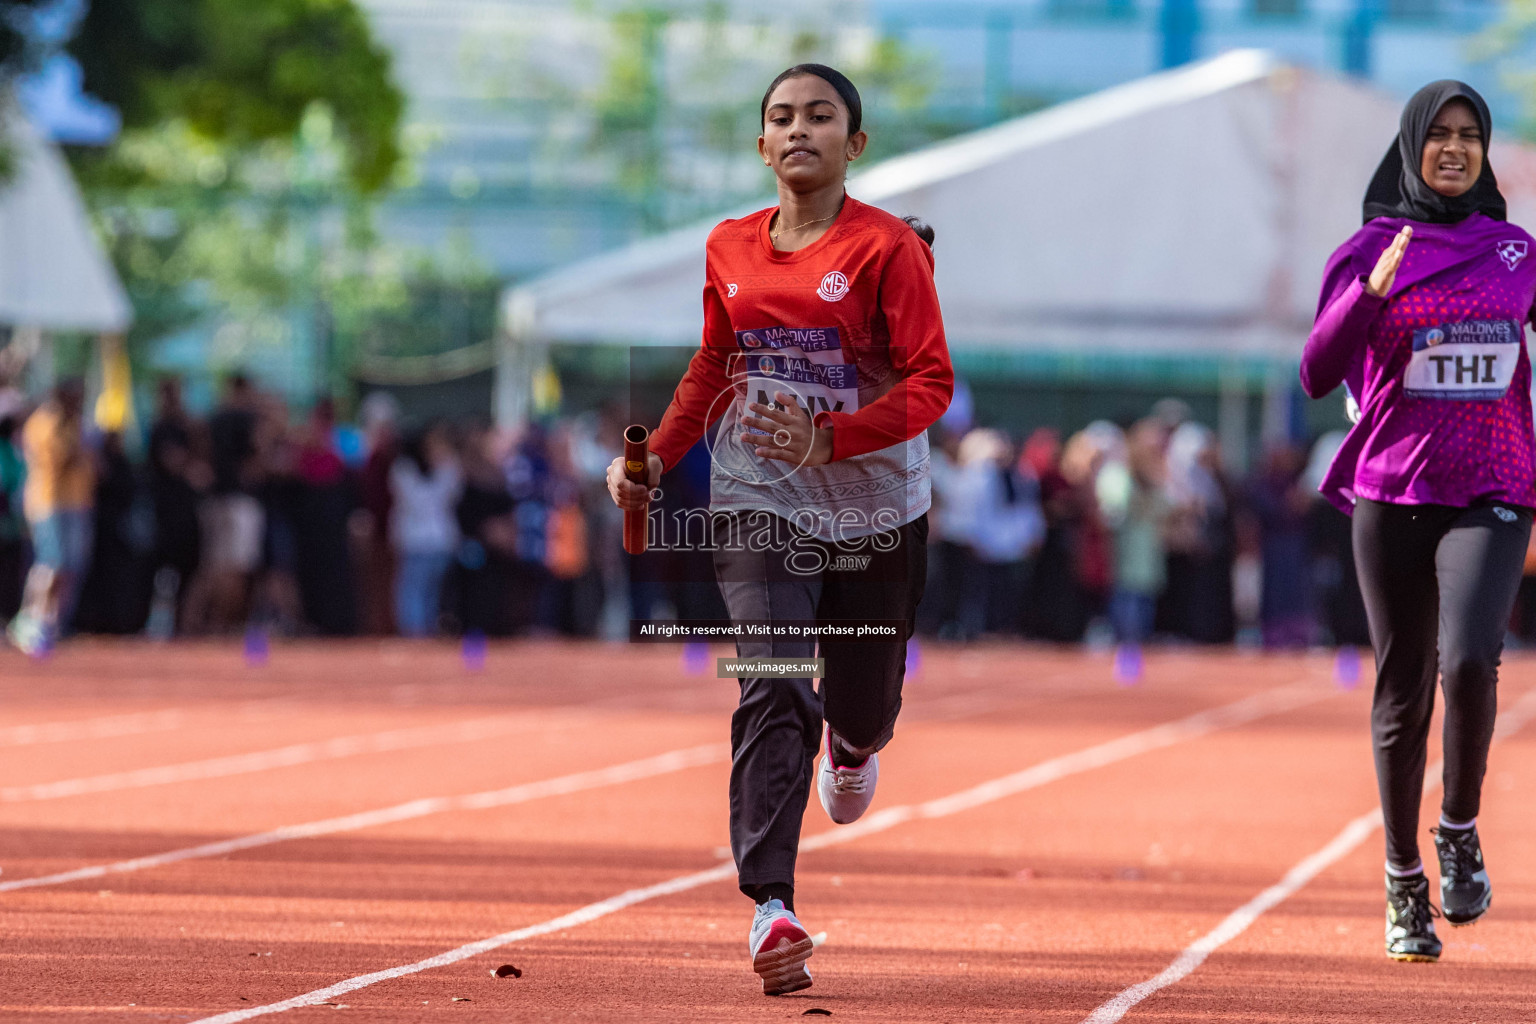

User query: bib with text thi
[1402,319,1524,401]
[734,326,860,428]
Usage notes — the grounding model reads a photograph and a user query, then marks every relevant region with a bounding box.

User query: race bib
[1402,319,1522,401]
[745,353,859,421]
[734,326,860,426]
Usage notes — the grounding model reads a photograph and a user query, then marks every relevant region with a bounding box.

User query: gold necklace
[770,194,846,243]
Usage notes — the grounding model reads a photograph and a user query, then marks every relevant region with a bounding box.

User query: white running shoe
[6,614,47,658]
[748,898,813,995]
[817,728,878,825]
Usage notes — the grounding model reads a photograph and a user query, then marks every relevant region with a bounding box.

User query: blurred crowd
[922,400,1374,649]
[5,379,1536,652]
[0,374,632,652]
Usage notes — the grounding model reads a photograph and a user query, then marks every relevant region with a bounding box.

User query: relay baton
[623,424,650,555]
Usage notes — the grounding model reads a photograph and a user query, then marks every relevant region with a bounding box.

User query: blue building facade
[873,0,1520,125]
[355,0,1527,284]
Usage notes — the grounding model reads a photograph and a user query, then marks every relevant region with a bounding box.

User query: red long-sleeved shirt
[649,198,953,473]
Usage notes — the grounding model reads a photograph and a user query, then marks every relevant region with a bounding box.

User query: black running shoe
[1433,825,1492,925]
[1385,873,1442,962]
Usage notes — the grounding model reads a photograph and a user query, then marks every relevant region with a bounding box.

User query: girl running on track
[607,64,952,995]
[1301,81,1536,962]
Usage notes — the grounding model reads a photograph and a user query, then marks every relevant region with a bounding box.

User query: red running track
[2,640,1535,1022]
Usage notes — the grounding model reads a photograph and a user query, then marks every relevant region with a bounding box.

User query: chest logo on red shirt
[726,283,738,297]
[817,271,849,302]
[1497,240,1527,271]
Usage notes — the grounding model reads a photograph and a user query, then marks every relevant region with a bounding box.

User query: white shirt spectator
[389,458,463,555]
[946,429,1045,563]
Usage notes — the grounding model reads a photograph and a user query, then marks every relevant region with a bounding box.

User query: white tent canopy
[0,111,131,333]
[497,50,1536,424]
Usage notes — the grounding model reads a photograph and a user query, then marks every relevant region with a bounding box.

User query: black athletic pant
[1353,498,1532,869]
[712,511,927,900]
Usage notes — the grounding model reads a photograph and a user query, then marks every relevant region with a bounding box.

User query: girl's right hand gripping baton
[623,424,650,555]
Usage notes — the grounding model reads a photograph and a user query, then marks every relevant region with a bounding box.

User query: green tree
[590,4,940,227]
[1470,6,1536,143]
[593,4,669,214]
[68,0,402,191]
[56,0,409,396]
[0,0,52,180]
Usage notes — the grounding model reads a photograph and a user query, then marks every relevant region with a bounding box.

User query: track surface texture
[3,640,1535,1022]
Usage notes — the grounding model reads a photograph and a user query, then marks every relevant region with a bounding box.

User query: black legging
[712,511,928,898]
[1353,498,1532,869]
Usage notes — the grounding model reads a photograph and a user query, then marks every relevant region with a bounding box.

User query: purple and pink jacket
[1301,213,1536,513]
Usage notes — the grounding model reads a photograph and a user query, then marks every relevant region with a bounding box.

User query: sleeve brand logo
[1497,240,1527,270]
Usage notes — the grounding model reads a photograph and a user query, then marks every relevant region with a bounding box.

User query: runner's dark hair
[903,216,935,248]
[761,64,862,135]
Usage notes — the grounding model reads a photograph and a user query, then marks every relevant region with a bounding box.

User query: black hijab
[1362,80,1506,225]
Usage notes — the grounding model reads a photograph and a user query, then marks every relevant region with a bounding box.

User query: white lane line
[0,709,186,746]
[0,714,580,802]
[0,742,728,893]
[1080,684,1536,1024]
[189,680,1333,1023]
[0,700,297,748]
[0,670,1136,887]
[909,668,1098,723]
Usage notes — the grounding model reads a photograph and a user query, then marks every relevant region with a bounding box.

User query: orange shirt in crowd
[21,402,94,522]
